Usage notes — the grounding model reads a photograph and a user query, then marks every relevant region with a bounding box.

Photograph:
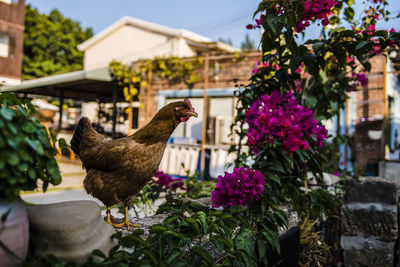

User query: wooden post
[112,86,117,139]
[200,53,210,180]
[382,56,388,159]
[145,61,153,123]
[58,89,64,132]
[344,96,349,169]
[128,63,135,136]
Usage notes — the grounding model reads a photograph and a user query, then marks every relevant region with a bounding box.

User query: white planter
[0,197,29,267]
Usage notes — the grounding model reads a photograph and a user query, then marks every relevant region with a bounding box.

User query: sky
[26,0,400,49]
[26,0,262,48]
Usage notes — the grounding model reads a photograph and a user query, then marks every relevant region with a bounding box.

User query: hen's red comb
[184,98,195,111]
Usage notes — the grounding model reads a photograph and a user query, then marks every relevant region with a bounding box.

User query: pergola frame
[2,67,124,138]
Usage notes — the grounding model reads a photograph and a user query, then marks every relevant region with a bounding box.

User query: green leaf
[0,136,6,149]
[312,42,324,53]
[191,246,215,267]
[183,217,200,235]
[162,230,187,240]
[257,240,267,260]
[7,152,19,166]
[25,137,44,155]
[230,205,247,214]
[46,160,61,184]
[355,40,370,51]
[143,250,158,265]
[236,229,255,255]
[305,96,318,109]
[0,107,15,121]
[92,249,106,259]
[28,168,36,179]
[120,235,147,247]
[21,121,37,133]
[344,7,354,20]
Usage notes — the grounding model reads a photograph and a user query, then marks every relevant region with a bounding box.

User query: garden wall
[341,177,399,266]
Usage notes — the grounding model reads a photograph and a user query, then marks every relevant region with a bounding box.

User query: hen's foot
[112,219,142,229]
[105,206,141,229]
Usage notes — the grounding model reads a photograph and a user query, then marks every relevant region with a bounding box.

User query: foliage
[23,5,93,80]
[0,93,65,201]
[185,172,216,200]
[231,0,399,221]
[299,216,330,266]
[84,199,286,267]
[241,33,257,51]
[109,56,204,103]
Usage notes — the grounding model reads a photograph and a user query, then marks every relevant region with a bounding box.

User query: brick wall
[0,0,25,80]
[137,52,261,128]
[352,55,386,174]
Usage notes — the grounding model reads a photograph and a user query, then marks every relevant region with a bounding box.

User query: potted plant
[0,92,63,266]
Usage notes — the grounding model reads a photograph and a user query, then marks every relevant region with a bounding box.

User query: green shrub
[0,93,63,201]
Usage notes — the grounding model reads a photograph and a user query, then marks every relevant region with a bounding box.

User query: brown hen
[70,99,197,228]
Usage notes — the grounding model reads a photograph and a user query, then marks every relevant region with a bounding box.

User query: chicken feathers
[70,100,197,208]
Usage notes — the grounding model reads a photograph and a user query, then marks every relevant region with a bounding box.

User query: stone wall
[341,177,399,266]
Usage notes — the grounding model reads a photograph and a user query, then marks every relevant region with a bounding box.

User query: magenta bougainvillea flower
[356,73,368,87]
[212,167,265,208]
[153,170,185,191]
[295,0,337,32]
[245,92,328,154]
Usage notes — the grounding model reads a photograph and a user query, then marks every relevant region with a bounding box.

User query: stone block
[344,177,398,205]
[341,205,397,242]
[343,249,393,267]
[27,200,117,264]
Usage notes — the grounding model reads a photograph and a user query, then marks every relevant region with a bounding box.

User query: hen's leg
[113,206,141,229]
[105,207,118,225]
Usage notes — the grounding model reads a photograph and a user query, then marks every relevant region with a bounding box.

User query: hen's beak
[188,111,198,117]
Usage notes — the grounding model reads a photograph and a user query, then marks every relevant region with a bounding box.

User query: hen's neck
[130,118,178,145]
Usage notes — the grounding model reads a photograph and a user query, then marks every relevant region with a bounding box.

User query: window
[0,0,19,4]
[0,32,9,58]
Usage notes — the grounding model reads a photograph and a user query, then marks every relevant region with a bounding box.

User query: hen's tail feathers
[70,117,104,158]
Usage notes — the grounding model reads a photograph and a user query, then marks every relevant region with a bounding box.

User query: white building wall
[83,25,197,70]
[386,58,400,160]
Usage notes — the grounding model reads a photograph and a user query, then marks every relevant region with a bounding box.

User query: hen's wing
[70,117,105,159]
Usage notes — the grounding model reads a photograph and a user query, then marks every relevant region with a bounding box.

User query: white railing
[159,144,236,178]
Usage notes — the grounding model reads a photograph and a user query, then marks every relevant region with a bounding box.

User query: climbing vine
[109,56,204,104]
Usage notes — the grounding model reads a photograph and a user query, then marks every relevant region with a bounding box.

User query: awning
[1,67,124,102]
[1,67,124,138]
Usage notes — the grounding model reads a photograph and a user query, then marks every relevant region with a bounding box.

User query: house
[0,0,25,85]
[77,16,237,71]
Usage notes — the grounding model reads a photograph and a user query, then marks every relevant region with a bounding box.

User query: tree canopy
[22,4,93,80]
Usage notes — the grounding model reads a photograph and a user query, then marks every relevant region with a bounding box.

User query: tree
[218,36,233,46]
[23,5,93,80]
[240,33,256,50]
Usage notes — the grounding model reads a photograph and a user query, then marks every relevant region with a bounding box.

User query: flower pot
[0,197,29,267]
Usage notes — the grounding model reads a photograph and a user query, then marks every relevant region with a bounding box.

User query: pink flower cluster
[245,92,328,154]
[246,13,264,30]
[212,167,265,208]
[295,0,337,32]
[251,60,280,74]
[152,170,185,191]
[356,73,368,87]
